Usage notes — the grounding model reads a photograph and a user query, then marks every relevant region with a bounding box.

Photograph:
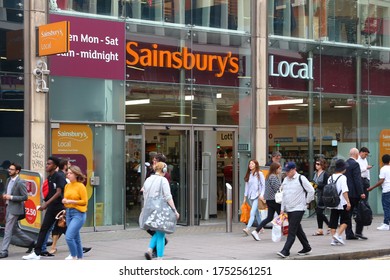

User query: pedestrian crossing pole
[226,183,233,232]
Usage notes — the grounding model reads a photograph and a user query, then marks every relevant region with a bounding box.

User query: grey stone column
[254,0,268,165]
[24,1,48,176]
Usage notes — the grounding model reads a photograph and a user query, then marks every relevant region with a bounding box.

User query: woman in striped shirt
[251,162,282,241]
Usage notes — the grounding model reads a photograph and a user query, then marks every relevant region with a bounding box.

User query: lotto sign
[19,170,43,232]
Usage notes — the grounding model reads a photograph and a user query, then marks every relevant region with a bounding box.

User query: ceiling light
[126,116,140,119]
[216,93,222,99]
[269,98,304,106]
[185,95,194,101]
[158,114,174,118]
[126,114,140,117]
[295,103,313,107]
[334,105,352,109]
[125,99,150,105]
[281,108,300,111]
[160,112,177,115]
[0,108,24,112]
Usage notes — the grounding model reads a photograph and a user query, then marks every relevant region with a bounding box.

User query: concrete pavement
[1,215,390,260]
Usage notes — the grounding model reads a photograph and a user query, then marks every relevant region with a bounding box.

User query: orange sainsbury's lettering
[126,41,239,77]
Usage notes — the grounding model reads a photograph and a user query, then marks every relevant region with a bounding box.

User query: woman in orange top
[62,165,88,260]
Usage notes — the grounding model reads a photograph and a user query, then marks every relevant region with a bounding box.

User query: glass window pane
[50,77,125,122]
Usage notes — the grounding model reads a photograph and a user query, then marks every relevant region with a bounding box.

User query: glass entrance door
[143,126,189,226]
[125,124,238,227]
[193,128,238,225]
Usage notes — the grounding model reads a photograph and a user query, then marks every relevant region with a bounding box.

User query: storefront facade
[1,1,390,230]
[267,0,390,215]
[46,0,252,228]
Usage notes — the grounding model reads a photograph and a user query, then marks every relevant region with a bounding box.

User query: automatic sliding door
[144,127,189,226]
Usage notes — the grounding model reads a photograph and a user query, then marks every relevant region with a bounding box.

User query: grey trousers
[1,211,34,254]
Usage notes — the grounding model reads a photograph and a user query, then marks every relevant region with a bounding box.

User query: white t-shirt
[379,165,390,193]
[327,173,349,210]
[357,156,370,180]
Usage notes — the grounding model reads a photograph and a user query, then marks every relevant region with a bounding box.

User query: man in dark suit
[345,148,367,240]
[0,163,35,258]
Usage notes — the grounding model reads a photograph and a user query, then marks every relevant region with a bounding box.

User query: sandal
[49,248,57,255]
[312,230,324,236]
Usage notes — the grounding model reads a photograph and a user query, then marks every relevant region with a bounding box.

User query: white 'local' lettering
[269,55,313,80]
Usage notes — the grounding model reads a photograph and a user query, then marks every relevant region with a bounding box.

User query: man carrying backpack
[345,148,367,240]
[328,159,351,246]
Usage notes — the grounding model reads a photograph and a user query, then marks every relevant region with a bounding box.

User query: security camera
[33,68,42,76]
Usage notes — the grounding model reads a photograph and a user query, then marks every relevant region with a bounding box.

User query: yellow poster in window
[51,124,93,200]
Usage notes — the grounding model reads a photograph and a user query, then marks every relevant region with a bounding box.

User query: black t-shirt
[42,171,67,208]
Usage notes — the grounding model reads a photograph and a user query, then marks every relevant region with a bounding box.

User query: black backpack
[355,200,373,226]
[322,175,342,207]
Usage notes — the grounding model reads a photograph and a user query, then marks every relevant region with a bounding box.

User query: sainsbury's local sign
[269,55,313,80]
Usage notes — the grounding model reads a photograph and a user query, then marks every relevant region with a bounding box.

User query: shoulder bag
[275,186,283,204]
[139,177,177,234]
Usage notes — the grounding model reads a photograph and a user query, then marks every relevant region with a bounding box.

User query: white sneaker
[22,252,41,260]
[330,240,338,246]
[333,234,345,245]
[65,254,76,260]
[242,228,249,236]
[251,230,261,241]
[377,223,390,231]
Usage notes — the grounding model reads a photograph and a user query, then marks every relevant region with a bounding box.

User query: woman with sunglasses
[312,158,330,236]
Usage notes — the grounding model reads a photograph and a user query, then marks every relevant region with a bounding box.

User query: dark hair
[48,156,60,167]
[266,162,281,180]
[382,154,390,164]
[360,147,370,153]
[316,158,328,170]
[154,153,167,163]
[244,159,260,182]
[10,162,22,172]
[59,159,69,170]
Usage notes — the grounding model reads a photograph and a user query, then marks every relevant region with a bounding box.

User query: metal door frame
[142,124,239,226]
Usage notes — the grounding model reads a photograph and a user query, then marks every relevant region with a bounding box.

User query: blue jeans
[149,231,165,258]
[42,222,55,252]
[382,192,390,225]
[65,208,86,259]
[246,197,261,229]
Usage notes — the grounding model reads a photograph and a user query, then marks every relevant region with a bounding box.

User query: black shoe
[25,241,36,253]
[355,233,368,240]
[297,248,312,256]
[40,251,55,257]
[346,235,358,240]
[152,249,157,258]
[0,252,8,259]
[277,251,289,258]
[144,251,152,260]
[83,247,92,254]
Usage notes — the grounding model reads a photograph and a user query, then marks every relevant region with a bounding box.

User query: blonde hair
[68,165,86,182]
[153,162,166,173]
